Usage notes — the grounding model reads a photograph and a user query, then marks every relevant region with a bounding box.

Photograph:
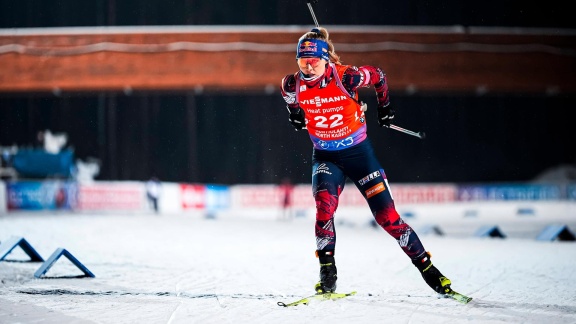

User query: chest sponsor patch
[365,182,385,198]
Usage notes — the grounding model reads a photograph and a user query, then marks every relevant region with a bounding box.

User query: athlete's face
[297,57,327,77]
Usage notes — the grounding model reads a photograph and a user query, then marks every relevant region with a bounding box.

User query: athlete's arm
[281,74,306,130]
[281,74,300,111]
[341,66,390,107]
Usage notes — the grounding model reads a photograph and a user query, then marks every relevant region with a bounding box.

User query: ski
[446,290,473,304]
[277,291,357,307]
[277,289,470,307]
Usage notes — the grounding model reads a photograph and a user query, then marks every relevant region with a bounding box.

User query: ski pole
[306,0,320,27]
[304,1,425,141]
[389,124,426,139]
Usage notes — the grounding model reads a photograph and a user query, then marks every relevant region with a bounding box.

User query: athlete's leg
[342,140,453,294]
[311,161,346,253]
[342,140,425,259]
[366,173,427,259]
[311,160,345,293]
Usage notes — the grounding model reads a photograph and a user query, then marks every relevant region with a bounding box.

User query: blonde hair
[299,27,342,65]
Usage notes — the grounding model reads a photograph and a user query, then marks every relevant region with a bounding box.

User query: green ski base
[277,291,357,307]
[446,290,473,304]
[277,290,471,307]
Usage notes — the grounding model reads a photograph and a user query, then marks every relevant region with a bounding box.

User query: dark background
[1,0,574,184]
[0,0,572,28]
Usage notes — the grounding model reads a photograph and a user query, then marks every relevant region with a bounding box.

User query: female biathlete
[280,27,455,296]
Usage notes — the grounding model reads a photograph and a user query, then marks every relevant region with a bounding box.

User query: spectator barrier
[1,180,574,220]
[1,180,575,241]
[1,181,575,212]
[0,181,5,214]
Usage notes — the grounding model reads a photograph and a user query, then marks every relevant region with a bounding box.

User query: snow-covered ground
[1,206,575,324]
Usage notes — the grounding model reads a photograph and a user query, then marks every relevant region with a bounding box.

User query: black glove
[288,108,306,130]
[377,103,395,128]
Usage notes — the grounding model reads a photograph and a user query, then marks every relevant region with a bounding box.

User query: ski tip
[448,290,473,304]
[459,297,473,304]
[278,290,357,307]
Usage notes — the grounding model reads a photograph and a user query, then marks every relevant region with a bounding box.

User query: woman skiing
[280,27,455,296]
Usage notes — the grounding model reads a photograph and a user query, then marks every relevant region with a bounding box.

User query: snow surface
[1,208,575,324]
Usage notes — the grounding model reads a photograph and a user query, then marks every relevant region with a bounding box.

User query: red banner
[78,183,144,211]
[391,185,457,204]
[181,184,205,209]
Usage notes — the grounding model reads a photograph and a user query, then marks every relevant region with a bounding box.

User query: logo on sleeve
[365,182,385,198]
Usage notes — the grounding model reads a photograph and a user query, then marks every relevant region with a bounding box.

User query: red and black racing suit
[281,63,426,260]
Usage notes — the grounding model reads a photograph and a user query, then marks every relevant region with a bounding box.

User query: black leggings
[311,138,426,259]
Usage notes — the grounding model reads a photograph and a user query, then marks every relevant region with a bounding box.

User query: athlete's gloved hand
[377,103,395,128]
[288,108,306,130]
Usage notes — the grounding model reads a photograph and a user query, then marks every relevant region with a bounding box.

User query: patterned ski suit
[281,63,426,259]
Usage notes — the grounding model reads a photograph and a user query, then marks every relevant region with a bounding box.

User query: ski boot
[315,250,337,294]
[412,251,452,294]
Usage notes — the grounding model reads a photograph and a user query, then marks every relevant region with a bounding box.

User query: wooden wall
[1,26,575,94]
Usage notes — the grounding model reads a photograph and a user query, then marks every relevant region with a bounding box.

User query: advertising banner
[457,184,562,201]
[0,181,6,214]
[181,184,206,209]
[291,185,315,208]
[6,181,77,210]
[567,184,576,200]
[205,184,230,210]
[230,183,458,210]
[77,182,144,211]
[385,184,457,204]
[231,185,280,208]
